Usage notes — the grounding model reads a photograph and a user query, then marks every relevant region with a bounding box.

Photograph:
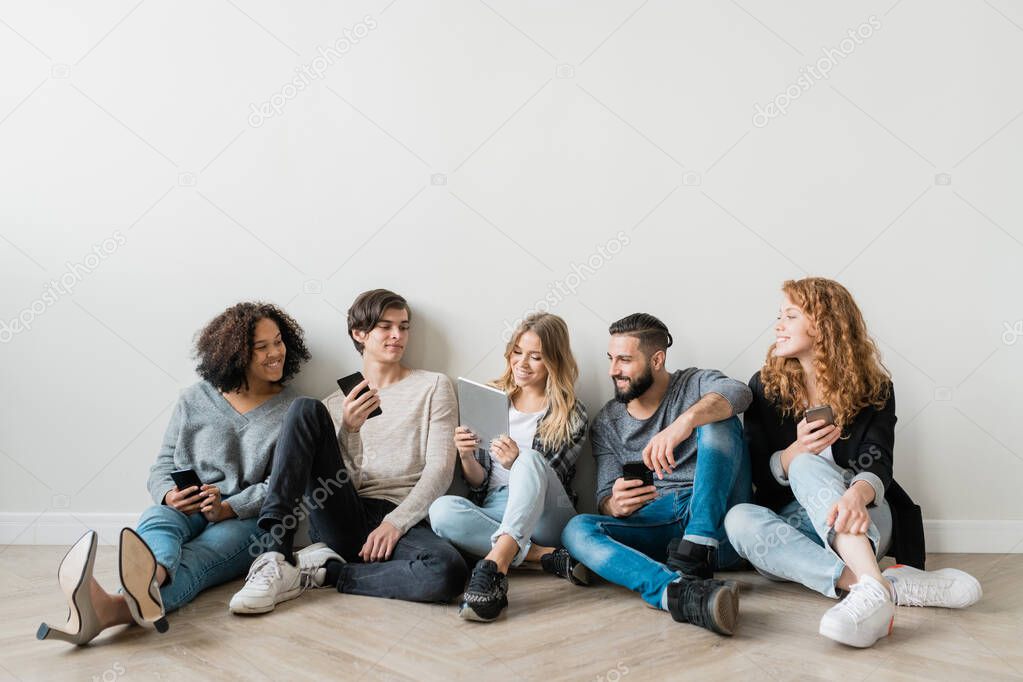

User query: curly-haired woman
[724,278,980,648]
[37,302,309,645]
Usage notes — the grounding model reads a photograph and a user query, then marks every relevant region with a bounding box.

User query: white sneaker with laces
[819,575,894,648]
[229,552,303,615]
[883,564,982,608]
[294,543,344,588]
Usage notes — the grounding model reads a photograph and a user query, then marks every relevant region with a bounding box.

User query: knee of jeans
[428,496,468,538]
[422,543,468,602]
[288,396,327,422]
[696,417,743,457]
[723,503,759,552]
[561,514,598,550]
[137,503,184,530]
[787,452,823,483]
[509,448,546,479]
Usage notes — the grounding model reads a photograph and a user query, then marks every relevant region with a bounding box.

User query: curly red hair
[761,278,890,429]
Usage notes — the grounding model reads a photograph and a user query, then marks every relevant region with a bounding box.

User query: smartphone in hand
[337,371,383,419]
[622,461,654,487]
[805,405,835,427]
[170,468,203,491]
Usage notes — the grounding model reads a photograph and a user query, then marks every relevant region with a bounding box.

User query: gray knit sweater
[147,381,299,519]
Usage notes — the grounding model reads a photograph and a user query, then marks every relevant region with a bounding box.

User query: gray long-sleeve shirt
[147,381,298,519]
[591,368,752,508]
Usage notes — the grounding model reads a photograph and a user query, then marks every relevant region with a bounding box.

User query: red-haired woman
[725,278,980,648]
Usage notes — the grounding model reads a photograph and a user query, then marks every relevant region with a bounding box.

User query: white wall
[1,1,1021,551]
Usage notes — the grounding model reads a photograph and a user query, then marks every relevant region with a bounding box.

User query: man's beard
[613,366,654,403]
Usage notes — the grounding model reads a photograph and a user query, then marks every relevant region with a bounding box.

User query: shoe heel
[36,622,79,644]
[37,530,104,646]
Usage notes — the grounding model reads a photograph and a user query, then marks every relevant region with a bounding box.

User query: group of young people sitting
[37,278,981,651]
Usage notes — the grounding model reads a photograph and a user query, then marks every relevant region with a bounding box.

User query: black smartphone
[622,462,654,487]
[805,405,835,427]
[170,468,203,491]
[337,371,383,419]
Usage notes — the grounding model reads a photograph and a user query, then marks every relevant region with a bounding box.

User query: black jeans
[258,398,467,603]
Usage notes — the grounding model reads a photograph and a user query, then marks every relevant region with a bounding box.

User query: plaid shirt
[463,400,588,508]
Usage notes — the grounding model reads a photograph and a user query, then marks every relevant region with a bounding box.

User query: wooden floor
[1,548,1020,681]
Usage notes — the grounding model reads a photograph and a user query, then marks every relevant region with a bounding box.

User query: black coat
[744,371,925,569]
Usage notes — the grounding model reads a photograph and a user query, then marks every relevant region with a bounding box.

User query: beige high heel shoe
[118,528,169,633]
[36,530,104,645]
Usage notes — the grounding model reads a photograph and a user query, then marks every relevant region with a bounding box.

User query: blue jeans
[561,417,751,607]
[430,448,577,566]
[724,453,893,598]
[136,504,263,612]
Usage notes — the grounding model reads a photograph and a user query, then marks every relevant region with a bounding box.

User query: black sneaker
[666,537,715,579]
[540,549,591,586]
[666,578,739,636]
[458,559,509,622]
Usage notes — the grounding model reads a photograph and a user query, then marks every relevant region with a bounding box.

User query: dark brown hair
[346,289,410,354]
[194,302,310,393]
[608,312,673,356]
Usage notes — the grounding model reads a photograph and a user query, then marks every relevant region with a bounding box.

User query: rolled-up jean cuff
[849,471,885,508]
[682,534,719,548]
[825,558,846,599]
[492,525,530,567]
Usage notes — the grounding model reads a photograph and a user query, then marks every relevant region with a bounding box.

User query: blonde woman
[430,313,589,621]
[725,278,981,648]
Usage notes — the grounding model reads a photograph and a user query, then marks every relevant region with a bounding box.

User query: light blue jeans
[429,448,577,566]
[724,453,892,598]
[136,503,264,612]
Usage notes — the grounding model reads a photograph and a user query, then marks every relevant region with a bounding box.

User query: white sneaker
[229,552,303,615]
[883,564,982,608]
[294,542,344,588]
[819,575,894,648]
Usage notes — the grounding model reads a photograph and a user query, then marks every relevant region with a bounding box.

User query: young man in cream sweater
[230,289,466,613]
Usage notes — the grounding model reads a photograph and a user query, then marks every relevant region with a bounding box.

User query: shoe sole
[229,587,304,615]
[457,597,508,623]
[819,614,894,648]
[569,563,591,587]
[119,528,169,633]
[708,586,739,636]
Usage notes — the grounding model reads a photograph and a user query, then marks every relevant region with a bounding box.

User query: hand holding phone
[794,405,840,456]
[607,475,657,518]
[337,372,382,432]
[165,469,205,513]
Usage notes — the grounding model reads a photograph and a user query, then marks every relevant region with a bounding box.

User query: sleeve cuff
[225,492,261,519]
[383,511,413,534]
[850,472,884,507]
[769,450,791,487]
[152,482,175,506]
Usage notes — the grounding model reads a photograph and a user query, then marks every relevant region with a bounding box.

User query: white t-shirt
[488,406,544,490]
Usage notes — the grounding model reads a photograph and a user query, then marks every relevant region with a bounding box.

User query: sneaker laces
[464,563,500,602]
[835,579,888,620]
[245,555,283,590]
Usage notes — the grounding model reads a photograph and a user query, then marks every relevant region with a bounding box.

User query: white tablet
[456,377,510,449]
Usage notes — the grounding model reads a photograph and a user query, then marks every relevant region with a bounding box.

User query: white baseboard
[922,520,1023,554]
[2,513,1022,553]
